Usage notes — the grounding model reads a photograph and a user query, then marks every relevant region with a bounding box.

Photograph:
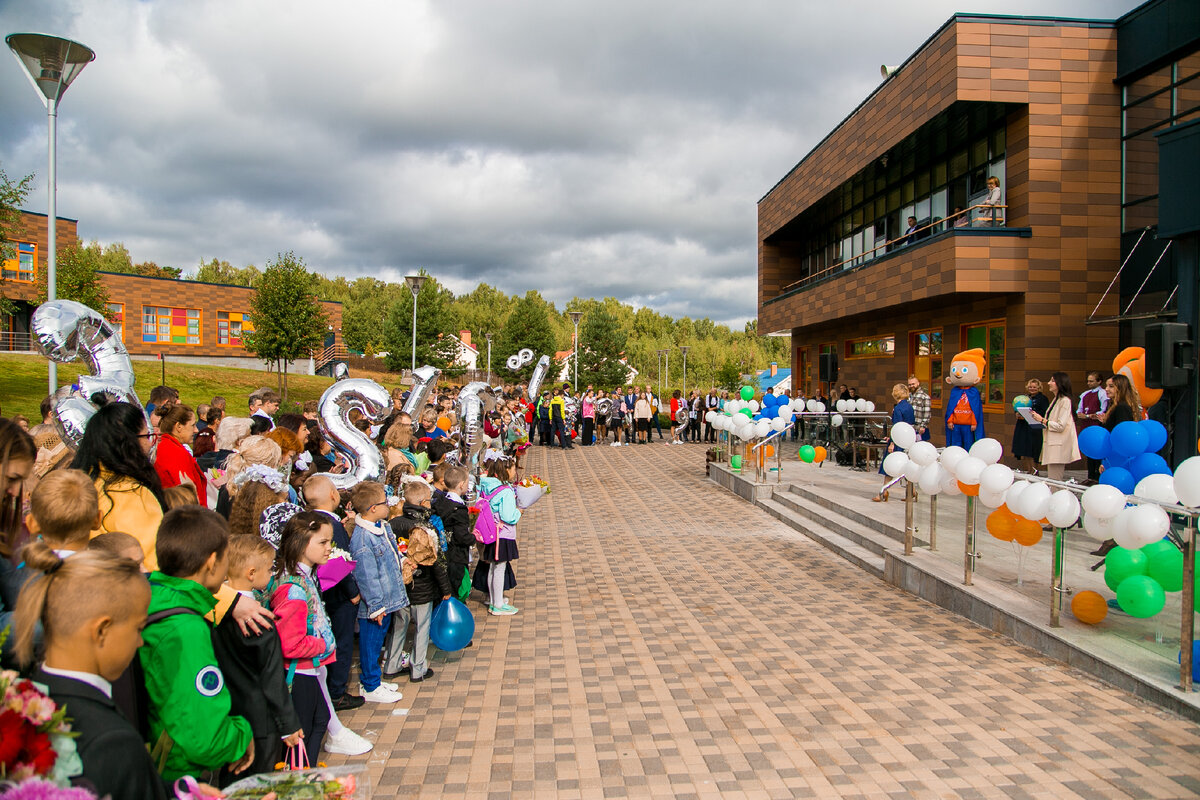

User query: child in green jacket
[140,507,254,783]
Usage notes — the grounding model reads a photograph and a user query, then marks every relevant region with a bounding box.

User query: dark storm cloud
[1,0,1133,326]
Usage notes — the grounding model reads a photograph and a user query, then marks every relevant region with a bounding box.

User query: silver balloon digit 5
[315,378,391,490]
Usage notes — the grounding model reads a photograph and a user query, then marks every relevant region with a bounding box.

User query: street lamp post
[568,311,583,392]
[656,349,664,401]
[664,349,670,397]
[7,33,95,395]
[485,332,493,385]
[404,274,428,373]
[680,346,690,399]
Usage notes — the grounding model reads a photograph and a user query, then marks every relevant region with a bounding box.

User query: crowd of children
[0,377,535,797]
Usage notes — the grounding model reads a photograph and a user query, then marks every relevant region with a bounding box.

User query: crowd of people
[0,382,535,797]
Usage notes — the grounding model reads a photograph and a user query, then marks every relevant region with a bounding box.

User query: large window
[106,303,124,341]
[909,329,943,406]
[217,311,254,346]
[1,242,36,282]
[143,306,200,345]
[962,321,1005,407]
[845,335,895,359]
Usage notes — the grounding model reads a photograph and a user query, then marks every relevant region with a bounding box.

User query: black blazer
[34,668,167,800]
[319,512,359,606]
[212,612,302,740]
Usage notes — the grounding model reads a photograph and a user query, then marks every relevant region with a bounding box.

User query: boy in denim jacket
[347,482,409,703]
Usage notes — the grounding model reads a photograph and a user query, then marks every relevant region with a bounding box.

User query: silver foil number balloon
[525,355,551,402]
[31,300,142,449]
[402,365,441,417]
[505,348,534,371]
[455,381,498,500]
[595,397,612,417]
[332,362,350,381]
[315,378,391,490]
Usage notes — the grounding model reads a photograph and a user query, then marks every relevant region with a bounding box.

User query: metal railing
[0,331,35,352]
[781,202,1009,294]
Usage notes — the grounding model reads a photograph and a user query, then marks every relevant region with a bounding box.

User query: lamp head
[680,346,690,356]
[7,33,95,105]
[568,311,583,326]
[404,274,428,298]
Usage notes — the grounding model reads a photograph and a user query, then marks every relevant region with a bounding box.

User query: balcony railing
[0,331,35,352]
[779,202,1008,295]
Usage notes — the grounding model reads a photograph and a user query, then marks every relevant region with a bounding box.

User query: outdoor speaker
[819,352,838,383]
[1145,322,1193,389]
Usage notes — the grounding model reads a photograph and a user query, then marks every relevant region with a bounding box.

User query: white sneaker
[361,685,403,703]
[323,727,373,756]
[379,681,401,692]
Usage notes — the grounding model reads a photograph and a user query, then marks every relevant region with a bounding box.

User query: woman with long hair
[1032,372,1080,481]
[1100,373,1142,429]
[217,435,283,518]
[71,400,167,569]
[154,403,209,506]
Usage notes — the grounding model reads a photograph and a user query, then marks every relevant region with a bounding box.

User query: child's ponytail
[13,540,66,667]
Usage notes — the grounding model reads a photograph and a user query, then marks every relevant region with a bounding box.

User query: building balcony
[759,214,1033,333]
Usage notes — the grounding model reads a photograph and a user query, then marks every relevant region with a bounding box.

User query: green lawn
[0,353,404,420]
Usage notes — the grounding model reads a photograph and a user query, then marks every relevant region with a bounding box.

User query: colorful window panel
[845,335,895,359]
[217,311,254,346]
[1,242,36,282]
[142,306,200,344]
[106,303,124,341]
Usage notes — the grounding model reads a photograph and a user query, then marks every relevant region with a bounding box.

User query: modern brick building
[758,0,1198,456]
[2,210,344,372]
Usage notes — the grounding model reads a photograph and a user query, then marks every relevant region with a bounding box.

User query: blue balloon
[1099,466,1136,495]
[430,597,475,652]
[1129,452,1171,482]
[1141,419,1168,453]
[1111,420,1149,458]
[1181,641,1200,682]
[1078,426,1111,460]
[763,393,779,407]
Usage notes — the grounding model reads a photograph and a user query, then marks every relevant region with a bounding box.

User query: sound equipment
[819,352,838,383]
[1145,322,1193,389]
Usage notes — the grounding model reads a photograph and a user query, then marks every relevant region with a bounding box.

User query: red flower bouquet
[0,666,85,792]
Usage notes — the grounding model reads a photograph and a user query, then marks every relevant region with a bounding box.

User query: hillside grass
[0,353,408,420]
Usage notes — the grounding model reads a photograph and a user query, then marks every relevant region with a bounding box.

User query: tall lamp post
[484,332,493,385]
[664,348,670,397]
[680,346,690,400]
[568,311,583,391]
[7,33,95,395]
[404,274,428,373]
[656,349,665,400]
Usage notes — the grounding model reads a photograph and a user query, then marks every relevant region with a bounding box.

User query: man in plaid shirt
[907,375,932,442]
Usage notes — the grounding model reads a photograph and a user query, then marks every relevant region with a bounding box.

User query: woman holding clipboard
[1011,378,1049,475]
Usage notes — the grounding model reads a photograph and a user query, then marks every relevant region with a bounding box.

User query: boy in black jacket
[214,536,302,782]
[401,526,453,682]
[431,465,474,601]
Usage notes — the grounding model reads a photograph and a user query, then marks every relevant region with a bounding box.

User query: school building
[2,210,345,373]
[758,0,1199,457]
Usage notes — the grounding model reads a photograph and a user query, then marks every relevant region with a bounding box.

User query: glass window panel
[1126,90,1172,133]
[1126,65,1172,104]
[932,189,948,228]
[990,126,1006,158]
[916,197,931,220]
[933,161,948,187]
[971,138,989,168]
[887,188,901,212]
[950,148,968,178]
[915,170,931,197]
[902,180,914,204]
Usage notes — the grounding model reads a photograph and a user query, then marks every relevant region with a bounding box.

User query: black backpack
[114,607,204,743]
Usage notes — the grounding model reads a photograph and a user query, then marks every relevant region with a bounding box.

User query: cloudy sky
[2,0,1132,327]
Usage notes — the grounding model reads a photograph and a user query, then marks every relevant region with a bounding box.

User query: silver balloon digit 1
[401,365,441,417]
[525,355,550,401]
[316,378,391,490]
[455,381,498,500]
[31,299,142,449]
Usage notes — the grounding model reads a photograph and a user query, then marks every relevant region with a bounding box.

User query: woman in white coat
[1031,372,1079,481]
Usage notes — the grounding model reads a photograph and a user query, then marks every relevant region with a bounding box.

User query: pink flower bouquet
[316,548,356,592]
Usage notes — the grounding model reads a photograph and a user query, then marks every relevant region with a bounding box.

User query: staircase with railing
[313,342,348,376]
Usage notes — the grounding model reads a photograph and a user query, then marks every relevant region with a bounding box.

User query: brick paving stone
[326,443,1200,798]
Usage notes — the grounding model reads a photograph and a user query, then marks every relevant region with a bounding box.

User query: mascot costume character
[1112,346,1161,411]
[944,347,986,448]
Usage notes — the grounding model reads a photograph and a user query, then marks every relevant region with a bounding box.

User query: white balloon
[806,399,818,412]
[830,414,844,428]
[1110,507,1139,549]
[1135,474,1179,506]
[1045,490,1081,528]
[712,416,726,431]
[909,440,938,466]
[1017,483,1052,521]
[939,446,969,475]
[1082,511,1114,542]
[726,400,741,414]
[834,399,846,412]
[903,460,924,484]
[754,420,771,438]
[883,452,909,478]
[890,422,917,450]
[814,402,826,412]
[1081,484,1127,520]
[978,488,1008,509]
[705,411,716,423]
[855,398,868,412]
[968,438,1003,465]
[1174,456,1200,508]
[940,472,963,496]
[956,456,986,485]
[771,417,788,432]
[864,401,876,412]
[979,463,1015,495]
[790,399,805,413]
[748,400,760,413]
[1005,480,1030,512]
[1127,504,1170,547]
[919,464,944,495]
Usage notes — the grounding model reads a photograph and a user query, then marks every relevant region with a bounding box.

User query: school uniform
[315,509,360,702]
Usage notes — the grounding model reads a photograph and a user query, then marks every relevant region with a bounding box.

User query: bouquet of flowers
[206,467,228,489]
[0,665,84,790]
[219,766,368,798]
[515,475,549,509]
[316,545,356,592]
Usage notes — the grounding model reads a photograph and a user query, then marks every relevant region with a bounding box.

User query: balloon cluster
[1079,420,1170,495]
[705,385,808,442]
[881,424,1012,501]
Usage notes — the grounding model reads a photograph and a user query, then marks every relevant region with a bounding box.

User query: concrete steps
[759,496,886,579]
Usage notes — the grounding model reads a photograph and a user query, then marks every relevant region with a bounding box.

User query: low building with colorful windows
[2,210,344,372]
[758,0,1199,452]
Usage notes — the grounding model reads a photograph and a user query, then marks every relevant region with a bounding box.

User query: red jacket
[153,433,208,506]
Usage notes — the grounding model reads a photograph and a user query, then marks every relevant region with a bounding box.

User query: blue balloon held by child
[430,597,475,652]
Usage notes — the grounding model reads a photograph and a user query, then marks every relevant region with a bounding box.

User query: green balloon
[1103,547,1148,593]
[730,454,742,471]
[799,445,816,463]
[740,385,754,401]
[1147,546,1184,592]
[1116,575,1166,618]
[739,407,753,418]
[1140,539,1176,562]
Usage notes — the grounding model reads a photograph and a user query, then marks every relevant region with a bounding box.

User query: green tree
[36,243,111,315]
[495,290,557,383]
[193,258,262,287]
[244,251,328,400]
[578,307,628,388]
[340,278,407,354]
[716,359,742,391]
[381,273,461,374]
[449,282,515,345]
[0,166,34,318]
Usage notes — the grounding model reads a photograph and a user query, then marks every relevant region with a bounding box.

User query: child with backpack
[266,510,339,767]
[431,465,474,602]
[400,526,452,682]
[471,455,522,615]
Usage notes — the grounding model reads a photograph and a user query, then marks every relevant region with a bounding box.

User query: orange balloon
[1071,590,1108,624]
[958,480,980,496]
[437,416,452,431]
[764,445,775,458]
[1013,518,1043,547]
[814,446,827,463]
[987,508,1016,541]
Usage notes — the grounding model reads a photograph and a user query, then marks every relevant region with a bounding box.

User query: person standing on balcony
[981,176,1003,226]
[904,216,919,245]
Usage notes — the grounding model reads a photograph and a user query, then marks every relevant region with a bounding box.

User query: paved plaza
[332,443,1200,799]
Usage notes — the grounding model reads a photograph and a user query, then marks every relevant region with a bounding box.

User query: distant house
[554,349,639,386]
[756,363,792,394]
[447,329,479,371]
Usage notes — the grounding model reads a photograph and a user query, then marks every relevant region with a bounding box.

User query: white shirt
[252,409,276,430]
[41,665,113,699]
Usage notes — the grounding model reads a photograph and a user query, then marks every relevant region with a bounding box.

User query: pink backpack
[472,485,505,545]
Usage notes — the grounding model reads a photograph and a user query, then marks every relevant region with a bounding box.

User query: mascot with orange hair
[945,347,986,448]
[1112,346,1162,411]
